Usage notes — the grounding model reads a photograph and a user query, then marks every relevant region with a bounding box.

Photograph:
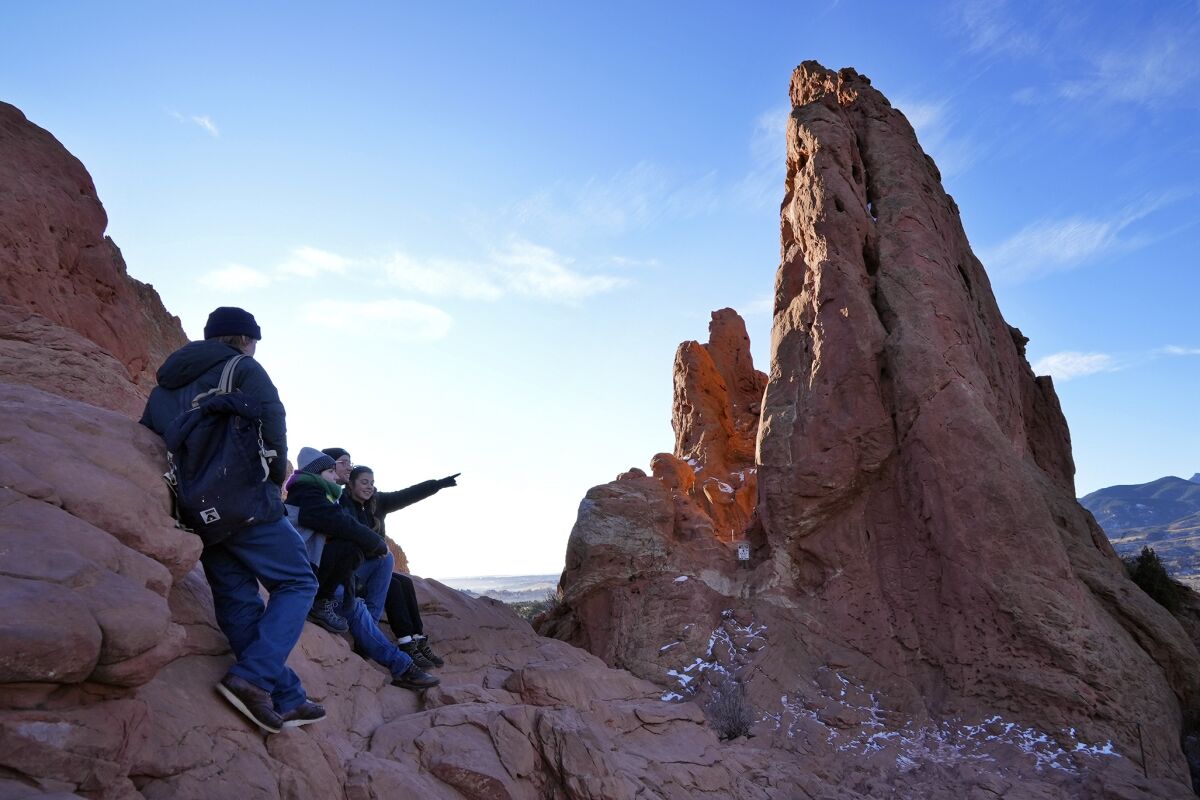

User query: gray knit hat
[297,446,335,475]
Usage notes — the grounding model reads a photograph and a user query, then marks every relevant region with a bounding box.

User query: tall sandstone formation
[0,101,186,416]
[540,62,1200,798]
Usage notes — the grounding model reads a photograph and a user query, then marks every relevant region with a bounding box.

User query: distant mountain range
[1081,473,1200,587]
[436,574,559,603]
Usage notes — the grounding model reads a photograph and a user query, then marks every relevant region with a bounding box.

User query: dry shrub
[704,675,755,740]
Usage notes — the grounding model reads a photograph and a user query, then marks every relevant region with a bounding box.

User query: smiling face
[350,470,376,503]
[332,455,353,485]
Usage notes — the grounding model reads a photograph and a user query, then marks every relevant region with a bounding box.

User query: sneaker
[307,598,349,633]
[216,674,283,734]
[280,701,326,729]
[392,665,440,691]
[399,640,437,670]
[415,638,445,668]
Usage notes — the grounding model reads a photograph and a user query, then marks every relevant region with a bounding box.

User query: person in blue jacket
[140,306,323,734]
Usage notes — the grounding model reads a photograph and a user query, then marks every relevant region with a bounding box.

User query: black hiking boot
[399,640,436,670]
[392,665,440,691]
[280,700,327,728]
[307,598,349,633]
[415,637,445,668]
[216,673,283,734]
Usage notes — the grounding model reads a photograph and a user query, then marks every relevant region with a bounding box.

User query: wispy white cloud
[1159,345,1200,356]
[191,115,219,138]
[198,245,349,289]
[277,245,349,278]
[301,299,452,341]
[169,109,220,138]
[981,194,1181,281]
[381,239,628,304]
[1032,351,1119,381]
[606,255,660,269]
[382,252,504,300]
[510,161,719,239]
[893,97,978,177]
[742,294,775,316]
[950,0,1041,57]
[199,239,627,306]
[198,263,272,291]
[492,239,627,302]
[1055,24,1200,108]
[734,106,789,209]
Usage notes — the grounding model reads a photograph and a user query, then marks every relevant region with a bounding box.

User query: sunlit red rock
[0,101,185,411]
[540,62,1200,798]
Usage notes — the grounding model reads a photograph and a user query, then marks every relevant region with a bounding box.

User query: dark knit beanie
[204,307,262,340]
[297,446,335,475]
[322,447,350,462]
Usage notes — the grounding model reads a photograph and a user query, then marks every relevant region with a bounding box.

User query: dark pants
[384,573,424,638]
[315,538,363,600]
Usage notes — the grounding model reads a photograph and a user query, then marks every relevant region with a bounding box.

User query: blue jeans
[335,586,413,678]
[356,552,394,620]
[201,516,317,713]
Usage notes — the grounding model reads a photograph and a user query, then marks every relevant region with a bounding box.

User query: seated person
[283,448,438,690]
[318,448,393,626]
[340,464,458,668]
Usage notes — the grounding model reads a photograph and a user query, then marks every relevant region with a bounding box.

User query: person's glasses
[336,458,353,467]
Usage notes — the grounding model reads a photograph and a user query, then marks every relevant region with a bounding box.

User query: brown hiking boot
[216,673,283,733]
[280,700,326,728]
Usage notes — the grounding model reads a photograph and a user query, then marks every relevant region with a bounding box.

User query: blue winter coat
[139,340,289,486]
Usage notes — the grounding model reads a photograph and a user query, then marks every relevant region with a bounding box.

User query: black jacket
[284,474,387,558]
[140,340,288,486]
[339,480,442,537]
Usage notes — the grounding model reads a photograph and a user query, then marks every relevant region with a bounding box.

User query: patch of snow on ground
[674,575,689,583]
[769,673,1122,775]
[659,613,768,701]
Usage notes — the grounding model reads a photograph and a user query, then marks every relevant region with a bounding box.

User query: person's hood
[155,340,244,389]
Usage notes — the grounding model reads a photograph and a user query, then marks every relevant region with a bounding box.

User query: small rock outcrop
[666,308,766,542]
[0,101,186,414]
[540,62,1200,799]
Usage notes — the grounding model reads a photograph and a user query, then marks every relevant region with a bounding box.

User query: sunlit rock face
[759,59,1199,782]
[542,61,1200,798]
[0,101,186,413]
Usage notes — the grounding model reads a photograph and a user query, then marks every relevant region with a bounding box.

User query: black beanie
[204,307,262,340]
[322,447,350,462]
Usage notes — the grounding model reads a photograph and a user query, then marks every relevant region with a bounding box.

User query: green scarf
[291,471,343,503]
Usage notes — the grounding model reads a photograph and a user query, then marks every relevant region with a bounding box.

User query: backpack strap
[191,354,248,408]
[217,354,247,394]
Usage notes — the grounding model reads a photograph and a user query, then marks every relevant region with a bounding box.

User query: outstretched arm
[376,473,460,515]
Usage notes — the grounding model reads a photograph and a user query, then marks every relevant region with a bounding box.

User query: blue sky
[4,2,1198,577]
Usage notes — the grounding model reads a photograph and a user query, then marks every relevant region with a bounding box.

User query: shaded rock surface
[539,62,1200,799]
[0,101,185,412]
